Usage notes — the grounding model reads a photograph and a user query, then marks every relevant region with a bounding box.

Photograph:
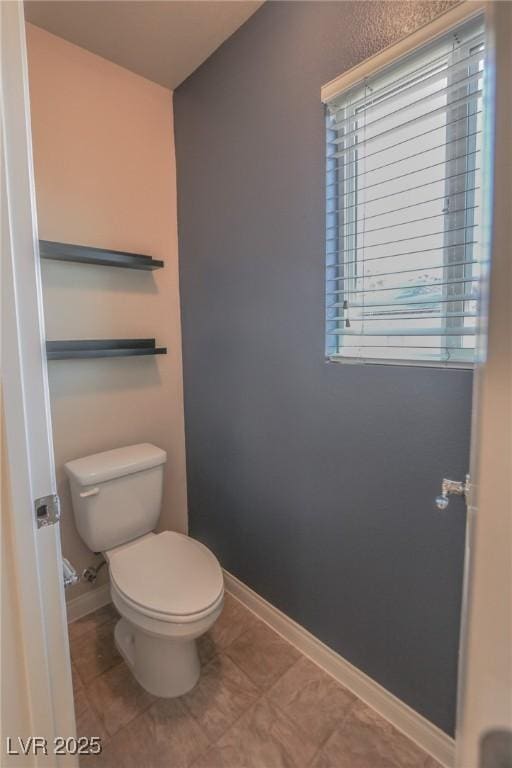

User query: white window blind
[325,16,485,367]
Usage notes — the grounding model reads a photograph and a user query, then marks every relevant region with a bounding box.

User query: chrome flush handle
[435,475,471,510]
[79,487,99,499]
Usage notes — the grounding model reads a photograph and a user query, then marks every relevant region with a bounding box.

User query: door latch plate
[34,494,61,528]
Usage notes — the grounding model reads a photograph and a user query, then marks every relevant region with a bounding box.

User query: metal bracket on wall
[34,494,61,528]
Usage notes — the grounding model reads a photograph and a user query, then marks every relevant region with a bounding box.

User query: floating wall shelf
[46,339,167,360]
[39,240,164,270]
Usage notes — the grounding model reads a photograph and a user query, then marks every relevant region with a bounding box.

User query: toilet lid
[109,531,224,618]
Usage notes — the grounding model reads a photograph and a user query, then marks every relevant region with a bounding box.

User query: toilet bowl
[106,531,224,697]
[64,443,224,697]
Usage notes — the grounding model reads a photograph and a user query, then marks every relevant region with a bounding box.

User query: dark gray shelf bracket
[46,339,167,360]
[39,240,164,270]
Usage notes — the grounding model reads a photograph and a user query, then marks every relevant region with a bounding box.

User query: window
[324,14,485,367]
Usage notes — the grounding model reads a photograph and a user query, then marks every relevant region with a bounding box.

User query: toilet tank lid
[64,444,166,486]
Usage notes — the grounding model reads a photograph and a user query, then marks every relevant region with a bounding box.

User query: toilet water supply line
[82,557,107,584]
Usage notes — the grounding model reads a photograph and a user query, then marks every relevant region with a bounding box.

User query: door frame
[1,1,77,763]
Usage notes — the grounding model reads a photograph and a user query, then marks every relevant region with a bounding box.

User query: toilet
[65,443,224,698]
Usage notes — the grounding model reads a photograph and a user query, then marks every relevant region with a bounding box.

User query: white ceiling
[24,1,263,89]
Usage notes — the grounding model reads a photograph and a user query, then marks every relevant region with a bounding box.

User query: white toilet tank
[65,444,167,553]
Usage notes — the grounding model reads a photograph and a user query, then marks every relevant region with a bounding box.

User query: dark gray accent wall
[174,0,470,735]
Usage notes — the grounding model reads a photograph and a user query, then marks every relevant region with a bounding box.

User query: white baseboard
[223,570,455,768]
[66,583,111,623]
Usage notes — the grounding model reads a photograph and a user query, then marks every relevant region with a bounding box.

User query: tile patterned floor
[70,596,441,768]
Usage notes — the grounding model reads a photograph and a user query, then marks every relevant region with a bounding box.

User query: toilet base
[114,618,200,698]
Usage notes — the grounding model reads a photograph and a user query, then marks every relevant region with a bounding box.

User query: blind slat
[335,328,476,337]
[331,66,483,137]
[328,149,480,201]
[331,314,478,324]
[330,293,478,309]
[327,276,478,297]
[327,259,479,282]
[330,130,482,180]
[330,39,484,119]
[327,224,478,253]
[343,312,478,321]
[327,206,478,239]
[332,89,482,148]
[327,187,480,228]
[326,167,481,207]
[331,346,476,350]
[334,241,478,268]
[331,111,482,162]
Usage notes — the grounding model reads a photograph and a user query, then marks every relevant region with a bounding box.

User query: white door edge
[455,1,512,765]
[1,2,77,763]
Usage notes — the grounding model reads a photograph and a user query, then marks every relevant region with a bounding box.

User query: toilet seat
[108,531,224,623]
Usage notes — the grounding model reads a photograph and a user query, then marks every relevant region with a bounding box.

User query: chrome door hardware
[435,475,470,510]
[62,558,79,589]
[34,494,61,528]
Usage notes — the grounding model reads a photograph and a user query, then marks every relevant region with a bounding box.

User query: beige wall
[25,24,187,600]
